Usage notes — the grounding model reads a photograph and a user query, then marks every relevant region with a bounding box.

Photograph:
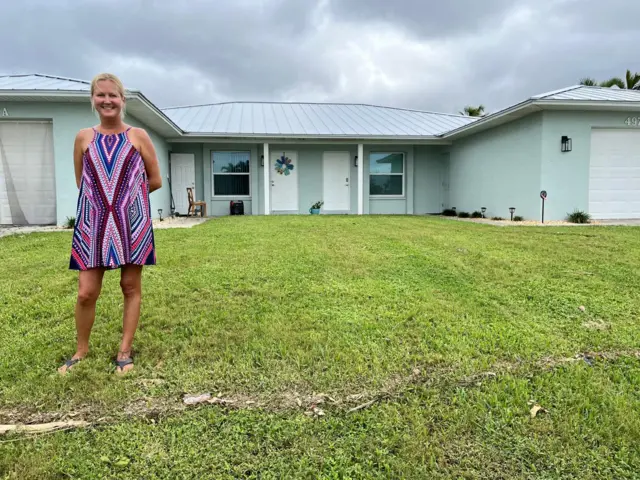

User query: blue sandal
[115,356,134,373]
[59,357,82,374]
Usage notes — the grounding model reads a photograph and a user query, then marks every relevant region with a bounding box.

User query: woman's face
[92,80,124,120]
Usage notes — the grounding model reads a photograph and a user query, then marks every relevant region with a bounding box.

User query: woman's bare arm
[133,128,163,192]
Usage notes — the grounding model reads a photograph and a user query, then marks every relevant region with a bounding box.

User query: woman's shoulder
[76,126,95,138]
[74,127,96,152]
[127,126,151,139]
[126,126,153,150]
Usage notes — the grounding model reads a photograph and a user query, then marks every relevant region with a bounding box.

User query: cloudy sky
[2,0,638,114]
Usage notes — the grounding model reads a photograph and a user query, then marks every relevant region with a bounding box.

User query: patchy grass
[1,216,640,477]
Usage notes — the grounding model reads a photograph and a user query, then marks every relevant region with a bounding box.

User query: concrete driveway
[596,219,640,226]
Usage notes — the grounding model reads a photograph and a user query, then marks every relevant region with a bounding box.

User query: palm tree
[460,105,485,117]
[599,70,640,90]
[579,77,598,86]
[580,70,640,90]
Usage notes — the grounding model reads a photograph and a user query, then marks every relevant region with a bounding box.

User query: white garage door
[589,129,640,219]
[0,121,56,225]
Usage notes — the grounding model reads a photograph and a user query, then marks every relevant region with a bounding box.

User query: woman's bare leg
[58,268,105,374]
[116,265,143,373]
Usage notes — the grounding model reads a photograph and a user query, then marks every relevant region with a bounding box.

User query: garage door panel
[591,177,640,191]
[591,190,640,203]
[0,122,56,225]
[589,129,640,219]
[591,167,640,179]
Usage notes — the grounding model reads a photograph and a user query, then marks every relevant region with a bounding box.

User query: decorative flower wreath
[275,155,294,176]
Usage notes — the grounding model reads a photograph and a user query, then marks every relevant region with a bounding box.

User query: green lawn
[1,216,639,479]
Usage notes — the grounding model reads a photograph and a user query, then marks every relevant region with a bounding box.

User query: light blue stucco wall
[448,113,543,220]
[414,146,448,214]
[540,110,640,220]
[0,101,170,226]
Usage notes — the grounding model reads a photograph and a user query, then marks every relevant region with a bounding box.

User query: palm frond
[461,105,485,117]
[626,70,640,90]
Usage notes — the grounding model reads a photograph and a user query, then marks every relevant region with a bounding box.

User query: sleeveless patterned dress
[69,127,156,271]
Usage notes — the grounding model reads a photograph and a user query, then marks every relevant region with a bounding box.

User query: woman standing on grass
[59,73,162,375]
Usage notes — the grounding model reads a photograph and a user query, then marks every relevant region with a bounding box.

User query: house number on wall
[1,108,7,117]
[624,116,640,126]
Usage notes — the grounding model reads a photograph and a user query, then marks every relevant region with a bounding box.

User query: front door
[322,152,350,211]
[170,153,196,215]
[270,151,298,212]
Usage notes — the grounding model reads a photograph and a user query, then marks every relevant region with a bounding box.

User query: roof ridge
[0,73,90,85]
[531,84,584,100]
[161,100,471,118]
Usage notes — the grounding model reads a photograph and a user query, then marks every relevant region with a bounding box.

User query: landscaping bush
[566,209,591,224]
[457,211,470,218]
[442,209,457,217]
[492,217,505,221]
[471,211,483,218]
[64,216,75,229]
[513,216,524,222]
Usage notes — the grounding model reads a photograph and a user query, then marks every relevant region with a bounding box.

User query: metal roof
[444,85,640,140]
[161,102,478,137]
[533,85,640,102]
[0,73,91,91]
[3,74,640,140]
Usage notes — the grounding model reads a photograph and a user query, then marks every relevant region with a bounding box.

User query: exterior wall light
[561,136,572,152]
[354,155,358,167]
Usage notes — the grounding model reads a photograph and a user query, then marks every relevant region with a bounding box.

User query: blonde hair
[90,73,127,119]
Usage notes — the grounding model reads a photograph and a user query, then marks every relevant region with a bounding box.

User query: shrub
[513,216,524,222]
[457,211,470,218]
[442,209,457,217]
[492,216,505,221]
[566,209,591,224]
[471,211,483,218]
[64,216,75,229]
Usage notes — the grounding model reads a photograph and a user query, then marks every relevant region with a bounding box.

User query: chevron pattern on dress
[70,128,156,271]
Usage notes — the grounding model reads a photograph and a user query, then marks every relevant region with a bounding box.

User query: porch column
[263,143,270,215]
[357,143,364,215]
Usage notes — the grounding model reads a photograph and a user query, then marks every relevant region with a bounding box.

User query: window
[369,152,404,196]
[212,151,250,196]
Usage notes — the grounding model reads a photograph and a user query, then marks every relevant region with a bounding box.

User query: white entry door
[170,153,196,215]
[589,129,640,219]
[322,152,350,211]
[270,151,298,212]
[0,121,56,225]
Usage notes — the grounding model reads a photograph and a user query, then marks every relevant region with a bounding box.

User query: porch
[167,142,450,217]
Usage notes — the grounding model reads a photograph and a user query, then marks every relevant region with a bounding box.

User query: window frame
[211,150,252,198]
[368,151,405,198]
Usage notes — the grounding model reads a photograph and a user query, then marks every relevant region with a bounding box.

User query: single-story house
[1,73,639,226]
